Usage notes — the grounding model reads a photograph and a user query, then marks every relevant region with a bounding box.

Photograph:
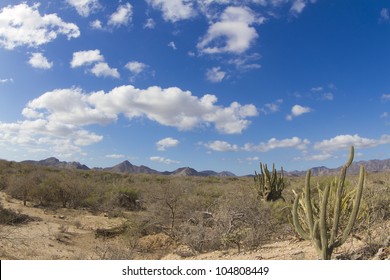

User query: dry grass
[0,159,388,260]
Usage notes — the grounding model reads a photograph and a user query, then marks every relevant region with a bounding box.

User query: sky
[0,0,389,175]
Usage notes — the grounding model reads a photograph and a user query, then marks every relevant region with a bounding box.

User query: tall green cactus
[292,146,365,260]
[254,163,285,201]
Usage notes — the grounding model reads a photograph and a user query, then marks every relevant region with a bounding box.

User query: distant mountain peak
[21,157,89,170]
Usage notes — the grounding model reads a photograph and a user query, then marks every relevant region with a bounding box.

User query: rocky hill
[287,158,390,176]
[104,160,159,174]
[21,157,90,171]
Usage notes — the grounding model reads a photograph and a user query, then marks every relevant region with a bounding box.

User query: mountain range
[19,157,390,177]
[21,158,236,177]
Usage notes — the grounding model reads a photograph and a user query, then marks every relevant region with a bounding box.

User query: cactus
[292,146,365,259]
[254,163,285,201]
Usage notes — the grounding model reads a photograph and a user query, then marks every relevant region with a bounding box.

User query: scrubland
[0,159,389,260]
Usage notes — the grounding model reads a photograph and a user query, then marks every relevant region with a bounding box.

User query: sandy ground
[0,191,388,260]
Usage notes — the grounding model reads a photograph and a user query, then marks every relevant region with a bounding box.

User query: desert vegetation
[0,149,389,260]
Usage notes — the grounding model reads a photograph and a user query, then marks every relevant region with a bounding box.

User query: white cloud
[147,0,196,23]
[67,0,100,17]
[294,152,334,161]
[156,137,180,151]
[246,156,260,162]
[204,140,238,152]
[70,49,104,68]
[260,99,283,114]
[314,134,390,151]
[202,100,258,134]
[108,3,133,27]
[70,50,118,78]
[28,53,53,69]
[206,67,226,83]
[311,86,323,92]
[243,137,310,152]
[0,83,257,156]
[381,94,390,102]
[150,156,180,164]
[290,0,306,15]
[90,62,120,79]
[0,78,13,84]
[0,3,80,50]
[197,6,262,54]
[106,154,125,159]
[0,119,102,157]
[381,112,389,118]
[321,92,334,101]
[292,104,312,116]
[90,19,103,30]
[125,61,148,74]
[286,104,312,120]
[380,8,389,21]
[228,54,261,71]
[22,85,258,134]
[168,41,177,50]
[144,18,156,29]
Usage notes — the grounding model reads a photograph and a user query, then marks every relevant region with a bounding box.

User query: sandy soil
[0,191,388,260]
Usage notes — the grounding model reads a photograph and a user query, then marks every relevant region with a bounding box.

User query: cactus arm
[339,165,365,245]
[312,220,322,256]
[292,195,310,240]
[345,146,354,167]
[330,146,354,244]
[304,169,315,235]
[320,183,331,259]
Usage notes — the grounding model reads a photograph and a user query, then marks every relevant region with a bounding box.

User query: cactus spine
[292,146,365,259]
[254,163,285,201]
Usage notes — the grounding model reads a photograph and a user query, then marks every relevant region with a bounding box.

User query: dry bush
[0,203,38,225]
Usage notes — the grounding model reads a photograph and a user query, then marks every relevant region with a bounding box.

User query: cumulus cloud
[204,140,238,152]
[0,119,102,157]
[0,3,80,50]
[108,3,133,27]
[22,85,258,134]
[90,19,103,30]
[66,0,100,17]
[70,49,104,68]
[28,53,53,69]
[146,0,196,23]
[197,6,262,54]
[206,67,226,83]
[0,84,258,158]
[90,62,120,78]
[314,134,390,151]
[243,137,310,152]
[71,50,119,78]
[156,137,180,151]
[125,61,148,74]
[150,156,180,164]
[286,104,312,120]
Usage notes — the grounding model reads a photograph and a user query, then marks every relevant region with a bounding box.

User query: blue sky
[0,0,389,175]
